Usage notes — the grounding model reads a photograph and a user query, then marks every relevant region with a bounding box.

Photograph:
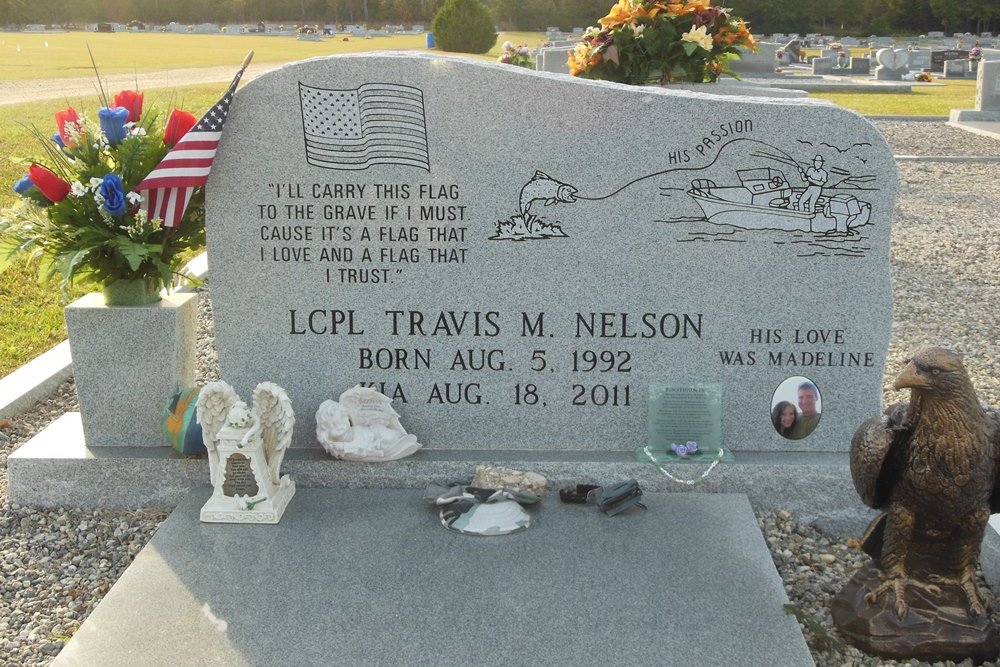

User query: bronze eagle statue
[851,346,1000,619]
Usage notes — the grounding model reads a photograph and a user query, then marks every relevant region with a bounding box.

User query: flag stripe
[134,67,245,226]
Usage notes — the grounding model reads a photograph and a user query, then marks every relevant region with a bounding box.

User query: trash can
[426,32,435,48]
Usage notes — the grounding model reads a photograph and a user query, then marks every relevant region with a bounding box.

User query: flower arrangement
[915,71,933,82]
[498,41,534,69]
[969,44,983,62]
[0,90,205,300]
[568,0,757,84]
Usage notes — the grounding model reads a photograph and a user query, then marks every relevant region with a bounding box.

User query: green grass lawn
[0,32,981,378]
[0,31,548,80]
[809,78,975,116]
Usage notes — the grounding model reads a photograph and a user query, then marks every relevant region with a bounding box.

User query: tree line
[1,0,996,36]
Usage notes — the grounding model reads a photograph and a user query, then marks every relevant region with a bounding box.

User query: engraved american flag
[298,82,430,171]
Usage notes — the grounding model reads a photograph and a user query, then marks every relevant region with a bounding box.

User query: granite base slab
[52,488,814,667]
[8,413,875,536]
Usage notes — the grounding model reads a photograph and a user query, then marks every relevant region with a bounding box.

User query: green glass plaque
[645,383,723,455]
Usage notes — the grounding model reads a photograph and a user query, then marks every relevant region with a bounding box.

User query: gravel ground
[1,121,1000,665]
[874,120,1000,157]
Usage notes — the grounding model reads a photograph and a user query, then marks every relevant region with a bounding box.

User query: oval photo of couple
[771,376,822,440]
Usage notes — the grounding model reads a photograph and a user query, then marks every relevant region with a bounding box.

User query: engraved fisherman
[797,154,828,213]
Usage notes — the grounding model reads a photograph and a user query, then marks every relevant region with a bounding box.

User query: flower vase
[64,292,198,447]
[102,278,162,306]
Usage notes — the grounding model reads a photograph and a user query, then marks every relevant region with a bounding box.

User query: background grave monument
[205,52,896,457]
[950,59,1000,123]
[875,48,909,80]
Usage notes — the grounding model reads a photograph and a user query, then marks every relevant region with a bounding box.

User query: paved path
[0,63,278,106]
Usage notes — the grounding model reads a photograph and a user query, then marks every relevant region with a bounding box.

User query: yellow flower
[599,0,641,29]
[681,25,713,50]
[568,42,602,75]
[665,0,710,16]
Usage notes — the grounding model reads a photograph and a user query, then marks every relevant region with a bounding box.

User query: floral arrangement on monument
[498,41,534,69]
[915,71,934,82]
[969,44,983,62]
[568,0,757,84]
[0,54,248,305]
[0,92,205,300]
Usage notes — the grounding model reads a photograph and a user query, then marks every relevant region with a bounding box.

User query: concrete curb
[867,115,948,121]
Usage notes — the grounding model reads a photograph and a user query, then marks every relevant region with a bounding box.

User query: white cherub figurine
[315,385,421,462]
[196,380,296,523]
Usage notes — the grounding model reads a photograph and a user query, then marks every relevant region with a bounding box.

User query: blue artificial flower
[98,106,129,147]
[670,441,699,457]
[99,174,127,217]
[12,173,32,195]
[51,132,65,148]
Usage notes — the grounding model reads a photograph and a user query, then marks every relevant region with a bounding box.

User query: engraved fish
[518,171,578,216]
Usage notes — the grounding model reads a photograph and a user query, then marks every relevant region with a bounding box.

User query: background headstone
[931,49,969,72]
[875,48,909,80]
[728,43,779,74]
[850,57,871,74]
[537,47,572,74]
[944,58,970,78]
[977,60,1000,111]
[812,56,834,75]
[206,53,896,453]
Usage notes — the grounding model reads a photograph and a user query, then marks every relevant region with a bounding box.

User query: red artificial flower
[54,107,81,147]
[113,90,144,123]
[28,163,71,203]
[163,108,197,147]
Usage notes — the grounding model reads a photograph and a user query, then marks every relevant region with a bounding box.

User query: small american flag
[299,82,430,171]
[134,53,252,228]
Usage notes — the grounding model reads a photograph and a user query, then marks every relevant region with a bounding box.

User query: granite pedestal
[51,488,813,667]
[64,292,197,447]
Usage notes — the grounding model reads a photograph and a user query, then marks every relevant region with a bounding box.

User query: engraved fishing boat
[687,168,871,233]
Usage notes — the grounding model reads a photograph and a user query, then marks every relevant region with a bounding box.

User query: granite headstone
[931,49,968,72]
[875,48,909,80]
[978,60,1000,111]
[812,56,834,75]
[944,58,970,78]
[205,53,896,452]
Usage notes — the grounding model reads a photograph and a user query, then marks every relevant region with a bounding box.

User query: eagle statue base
[832,347,1000,662]
[832,557,1000,663]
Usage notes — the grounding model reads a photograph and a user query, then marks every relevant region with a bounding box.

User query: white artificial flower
[126,191,142,204]
[681,25,713,51]
[70,181,87,197]
[502,40,513,51]
[88,177,103,190]
[631,23,645,37]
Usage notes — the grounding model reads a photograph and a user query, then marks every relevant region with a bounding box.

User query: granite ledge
[8,413,870,534]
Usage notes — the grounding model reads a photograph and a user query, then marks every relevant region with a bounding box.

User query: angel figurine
[196,380,296,523]
[316,385,421,461]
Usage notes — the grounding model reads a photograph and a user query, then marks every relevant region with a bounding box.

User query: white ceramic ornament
[316,385,421,461]
[197,380,296,523]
